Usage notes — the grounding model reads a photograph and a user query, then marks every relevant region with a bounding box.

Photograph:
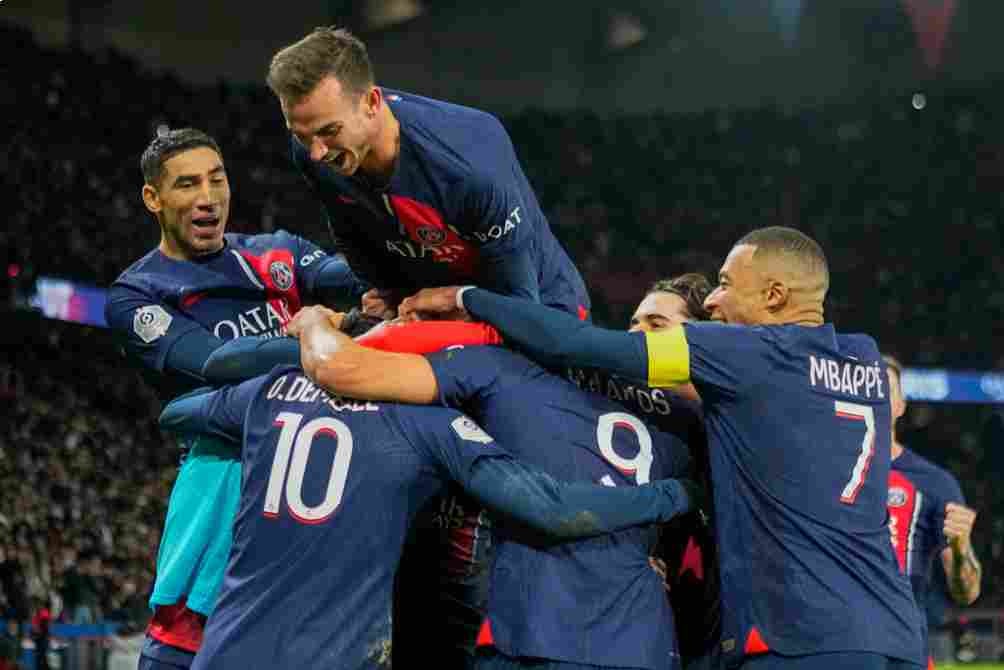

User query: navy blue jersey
[159,367,696,670]
[680,323,924,663]
[448,289,926,664]
[292,88,589,315]
[426,346,692,670]
[105,231,352,401]
[888,448,965,653]
[566,368,721,661]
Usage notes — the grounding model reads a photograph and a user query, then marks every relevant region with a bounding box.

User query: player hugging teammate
[105,24,980,670]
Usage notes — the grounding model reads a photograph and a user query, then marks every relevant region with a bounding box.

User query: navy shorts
[137,636,196,670]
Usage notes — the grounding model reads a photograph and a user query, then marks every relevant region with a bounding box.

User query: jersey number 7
[264,412,354,524]
[835,401,876,504]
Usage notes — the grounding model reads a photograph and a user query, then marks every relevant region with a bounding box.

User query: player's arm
[287,306,439,404]
[282,229,370,302]
[401,287,691,387]
[158,378,260,445]
[401,408,703,541]
[105,285,222,384]
[463,170,540,302]
[941,502,981,604]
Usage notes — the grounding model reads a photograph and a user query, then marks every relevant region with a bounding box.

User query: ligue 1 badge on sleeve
[133,305,173,343]
[451,416,494,444]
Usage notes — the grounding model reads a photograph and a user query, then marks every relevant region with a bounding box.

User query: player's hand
[286,305,343,339]
[648,557,671,593]
[361,289,399,321]
[944,502,977,550]
[398,287,468,321]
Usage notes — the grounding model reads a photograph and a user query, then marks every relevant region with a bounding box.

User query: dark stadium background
[1,1,1002,668]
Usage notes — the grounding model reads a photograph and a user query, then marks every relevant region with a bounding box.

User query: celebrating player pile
[107,21,982,670]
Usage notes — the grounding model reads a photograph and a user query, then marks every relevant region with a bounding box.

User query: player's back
[193,368,487,670]
[428,346,691,669]
[682,322,923,663]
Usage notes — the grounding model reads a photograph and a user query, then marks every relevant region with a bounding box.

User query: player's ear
[142,183,162,214]
[764,279,789,313]
[365,85,381,118]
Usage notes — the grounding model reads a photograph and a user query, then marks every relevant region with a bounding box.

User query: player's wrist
[456,286,476,312]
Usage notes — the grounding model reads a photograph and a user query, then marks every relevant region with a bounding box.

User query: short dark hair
[649,273,712,321]
[140,127,222,187]
[737,226,829,288]
[267,27,373,105]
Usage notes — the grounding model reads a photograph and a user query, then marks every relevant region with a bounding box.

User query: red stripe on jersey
[389,195,479,276]
[744,626,769,655]
[678,536,705,581]
[181,291,206,309]
[238,249,303,328]
[476,618,495,647]
[577,305,589,321]
[887,470,920,574]
[147,600,206,653]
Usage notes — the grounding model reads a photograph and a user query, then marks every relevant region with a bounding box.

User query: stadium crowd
[1,16,1002,644]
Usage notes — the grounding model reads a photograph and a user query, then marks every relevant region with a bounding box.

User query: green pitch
[939,665,1004,669]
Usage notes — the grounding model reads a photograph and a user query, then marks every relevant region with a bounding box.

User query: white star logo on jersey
[133,305,172,343]
[451,416,493,444]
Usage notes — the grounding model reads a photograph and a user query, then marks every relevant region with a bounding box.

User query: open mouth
[191,216,220,232]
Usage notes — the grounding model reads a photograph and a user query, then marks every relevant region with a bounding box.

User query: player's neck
[890,440,904,460]
[777,302,824,327]
[360,105,400,181]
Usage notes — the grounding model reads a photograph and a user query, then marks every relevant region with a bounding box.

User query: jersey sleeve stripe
[644,327,691,388]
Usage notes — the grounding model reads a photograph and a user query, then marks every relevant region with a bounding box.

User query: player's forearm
[461,288,650,382]
[159,388,229,442]
[478,250,539,303]
[201,337,301,384]
[947,544,982,605]
[467,457,698,540]
[302,323,438,404]
[313,256,370,300]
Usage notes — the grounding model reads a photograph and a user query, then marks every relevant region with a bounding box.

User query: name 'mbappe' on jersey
[809,355,886,399]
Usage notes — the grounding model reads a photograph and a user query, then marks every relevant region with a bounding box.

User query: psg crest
[269,261,294,291]
[416,225,447,245]
[887,487,907,508]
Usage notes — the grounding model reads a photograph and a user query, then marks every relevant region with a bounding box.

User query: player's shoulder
[390,88,511,177]
[388,88,504,134]
[437,344,548,382]
[896,448,963,499]
[107,247,180,303]
[227,230,303,251]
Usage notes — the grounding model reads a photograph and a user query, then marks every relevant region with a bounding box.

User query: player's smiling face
[143,146,230,261]
[704,244,767,325]
[628,292,691,333]
[283,75,378,177]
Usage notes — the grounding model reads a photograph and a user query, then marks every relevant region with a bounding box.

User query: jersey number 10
[264,412,354,524]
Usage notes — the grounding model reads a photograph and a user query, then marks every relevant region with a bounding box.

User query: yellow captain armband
[644,326,690,388]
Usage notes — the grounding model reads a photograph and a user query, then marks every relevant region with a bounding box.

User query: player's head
[704,226,829,326]
[268,27,381,177]
[884,354,907,430]
[629,273,712,333]
[140,127,229,261]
